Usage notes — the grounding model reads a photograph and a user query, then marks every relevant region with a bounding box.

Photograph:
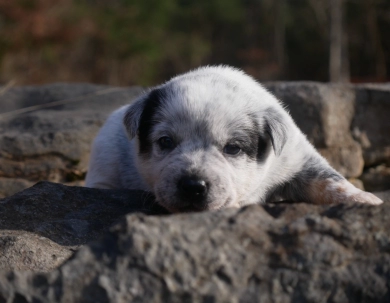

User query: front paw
[348,190,383,205]
[307,179,383,205]
[334,180,383,205]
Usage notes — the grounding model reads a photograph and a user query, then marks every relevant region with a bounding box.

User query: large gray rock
[266,82,357,148]
[317,142,364,178]
[350,84,390,191]
[352,84,390,167]
[0,182,167,271]
[0,182,389,302]
[0,230,71,272]
[0,84,144,197]
[361,165,390,192]
[0,177,34,198]
[266,82,363,178]
[374,190,390,202]
[0,84,140,114]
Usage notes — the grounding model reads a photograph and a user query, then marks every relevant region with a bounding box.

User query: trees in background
[0,0,388,85]
[329,0,349,82]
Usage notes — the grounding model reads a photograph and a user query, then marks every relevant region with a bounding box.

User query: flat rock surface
[0,182,389,302]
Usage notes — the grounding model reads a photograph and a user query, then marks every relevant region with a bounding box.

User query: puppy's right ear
[123,88,166,139]
[123,96,147,139]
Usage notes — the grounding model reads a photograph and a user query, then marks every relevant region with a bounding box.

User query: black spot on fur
[237,131,258,160]
[138,89,167,154]
[255,133,269,161]
[240,132,269,162]
[245,115,269,162]
[300,156,343,181]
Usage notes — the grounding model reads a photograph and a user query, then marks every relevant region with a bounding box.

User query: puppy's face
[125,75,286,212]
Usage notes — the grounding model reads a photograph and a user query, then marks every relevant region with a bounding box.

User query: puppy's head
[124,67,288,212]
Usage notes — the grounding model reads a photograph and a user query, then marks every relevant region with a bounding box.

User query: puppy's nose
[178,176,208,201]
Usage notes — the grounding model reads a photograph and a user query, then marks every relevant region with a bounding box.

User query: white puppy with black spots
[85,66,382,212]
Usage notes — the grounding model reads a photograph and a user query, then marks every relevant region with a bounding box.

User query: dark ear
[123,88,165,139]
[264,107,288,156]
[123,96,148,139]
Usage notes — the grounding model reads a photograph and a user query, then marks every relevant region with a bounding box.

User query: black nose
[178,176,208,202]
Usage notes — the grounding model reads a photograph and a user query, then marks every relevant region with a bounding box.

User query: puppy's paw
[307,179,383,205]
[347,190,383,205]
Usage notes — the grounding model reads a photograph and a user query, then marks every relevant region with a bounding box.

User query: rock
[352,84,390,167]
[0,83,140,114]
[374,190,390,202]
[0,184,389,302]
[318,142,364,178]
[0,181,168,271]
[0,84,144,197]
[361,147,390,168]
[266,82,356,148]
[361,164,390,192]
[0,230,71,272]
[266,82,364,178]
[0,82,387,301]
[0,178,34,198]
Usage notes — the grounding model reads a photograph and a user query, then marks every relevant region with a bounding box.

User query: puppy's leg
[305,178,383,205]
[279,155,383,205]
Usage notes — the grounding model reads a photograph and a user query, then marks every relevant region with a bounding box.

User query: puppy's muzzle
[177,175,208,206]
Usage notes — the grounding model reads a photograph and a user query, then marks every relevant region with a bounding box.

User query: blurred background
[0,0,389,86]
[0,0,389,199]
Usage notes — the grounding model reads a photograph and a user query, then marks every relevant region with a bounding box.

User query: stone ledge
[0,182,389,302]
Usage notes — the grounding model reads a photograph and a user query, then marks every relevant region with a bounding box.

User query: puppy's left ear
[264,107,288,156]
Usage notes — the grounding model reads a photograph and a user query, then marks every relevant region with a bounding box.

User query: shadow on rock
[0,181,169,247]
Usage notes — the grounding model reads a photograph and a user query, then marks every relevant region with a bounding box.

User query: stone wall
[0,82,388,197]
[0,82,389,302]
[0,182,389,302]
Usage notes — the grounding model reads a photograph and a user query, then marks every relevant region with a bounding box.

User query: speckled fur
[85,66,382,212]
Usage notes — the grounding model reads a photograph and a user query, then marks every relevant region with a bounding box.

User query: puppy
[85,66,382,212]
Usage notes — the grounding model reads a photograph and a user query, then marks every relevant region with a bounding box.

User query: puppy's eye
[158,136,175,150]
[223,144,241,155]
